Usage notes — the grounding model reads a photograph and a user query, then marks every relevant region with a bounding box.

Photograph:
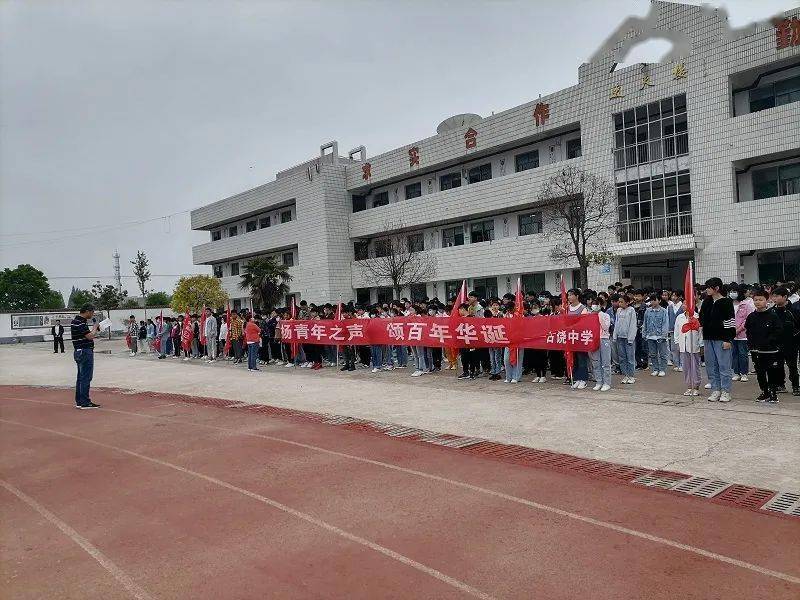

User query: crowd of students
[125,278,800,404]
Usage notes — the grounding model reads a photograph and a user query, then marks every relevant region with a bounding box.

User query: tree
[538,166,617,289]
[91,282,128,312]
[121,298,141,310]
[43,290,65,310]
[68,287,95,309]
[357,221,437,300]
[171,275,228,313]
[0,264,61,311]
[131,250,151,316]
[239,256,292,311]
[146,291,171,307]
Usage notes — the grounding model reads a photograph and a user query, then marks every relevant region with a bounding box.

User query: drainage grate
[633,472,690,490]
[761,492,800,516]
[714,485,775,510]
[668,476,731,498]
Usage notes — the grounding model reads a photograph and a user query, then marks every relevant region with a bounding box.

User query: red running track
[1,385,798,600]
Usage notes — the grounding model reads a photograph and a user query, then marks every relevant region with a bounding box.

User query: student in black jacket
[699,278,736,403]
[770,286,800,396]
[745,289,783,403]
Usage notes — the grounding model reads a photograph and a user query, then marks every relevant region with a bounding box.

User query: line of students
[125,279,800,404]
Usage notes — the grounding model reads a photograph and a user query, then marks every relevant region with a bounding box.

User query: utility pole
[113,250,122,292]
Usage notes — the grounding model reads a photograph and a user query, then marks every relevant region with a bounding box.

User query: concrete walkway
[1,340,798,492]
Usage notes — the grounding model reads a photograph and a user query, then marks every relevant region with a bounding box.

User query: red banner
[281,315,600,351]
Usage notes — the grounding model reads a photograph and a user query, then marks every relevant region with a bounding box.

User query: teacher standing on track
[71,303,101,410]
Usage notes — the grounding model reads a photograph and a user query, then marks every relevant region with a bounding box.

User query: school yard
[1,340,799,599]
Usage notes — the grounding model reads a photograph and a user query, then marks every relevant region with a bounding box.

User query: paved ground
[1,386,799,600]
[1,341,798,492]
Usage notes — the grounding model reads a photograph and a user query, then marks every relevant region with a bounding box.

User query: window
[758,249,800,283]
[410,284,427,302]
[613,94,687,169]
[467,163,492,184]
[752,161,800,200]
[445,281,461,302]
[233,299,242,311]
[470,220,494,243]
[376,287,394,304]
[355,288,371,305]
[374,238,390,258]
[353,240,369,261]
[212,265,223,278]
[442,226,464,247]
[228,226,238,237]
[230,262,239,276]
[518,212,542,236]
[749,75,800,113]
[521,273,545,294]
[371,192,389,208]
[515,150,539,172]
[472,277,498,300]
[246,220,257,233]
[407,233,424,253]
[440,172,462,191]
[281,252,294,267]
[616,170,692,241]
[566,138,582,159]
[211,230,221,241]
[280,210,293,223]
[259,217,270,229]
[405,182,422,199]
[352,194,367,213]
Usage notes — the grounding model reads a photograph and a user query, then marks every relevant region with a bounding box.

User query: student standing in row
[771,286,800,396]
[674,304,701,396]
[613,295,638,384]
[746,289,783,403]
[699,278,736,403]
[731,284,754,382]
[590,298,612,391]
[644,294,669,377]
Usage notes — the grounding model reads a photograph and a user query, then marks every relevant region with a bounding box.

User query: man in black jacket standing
[699,278,736,403]
[51,319,65,353]
[771,286,800,396]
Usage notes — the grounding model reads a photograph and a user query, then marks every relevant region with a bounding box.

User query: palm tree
[239,256,293,311]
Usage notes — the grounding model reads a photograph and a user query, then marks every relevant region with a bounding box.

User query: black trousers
[751,351,783,392]
[777,343,799,389]
[549,350,565,377]
[529,349,548,377]
[53,337,64,353]
[231,339,243,361]
[460,348,478,376]
[343,345,356,367]
[431,347,442,370]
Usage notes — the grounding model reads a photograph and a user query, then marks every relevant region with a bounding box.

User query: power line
[0,210,190,238]
[47,273,205,280]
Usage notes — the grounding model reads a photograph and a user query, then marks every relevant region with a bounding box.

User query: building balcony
[616,212,693,244]
[348,157,583,239]
[192,220,302,265]
[190,181,285,231]
[350,234,569,289]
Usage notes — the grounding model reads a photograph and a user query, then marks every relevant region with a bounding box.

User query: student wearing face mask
[590,297,612,391]
[730,283,754,383]
[643,294,670,377]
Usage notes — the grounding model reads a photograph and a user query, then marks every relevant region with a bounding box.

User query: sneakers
[76,402,101,410]
[600,384,611,391]
[683,389,694,396]
[704,383,712,389]
[457,373,471,380]
[740,375,748,382]
[732,374,741,381]
[793,387,800,397]
[719,391,731,403]
[657,371,666,377]
[676,367,684,372]
[755,391,770,402]
[707,390,721,402]
[371,368,379,373]
[510,379,518,384]
[411,370,423,377]
[284,362,294,368]
[621,377,635,384]
[651,371,659,377]
[592,383,602,391]
[575,380,586,389]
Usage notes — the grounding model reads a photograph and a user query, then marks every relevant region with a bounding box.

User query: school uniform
[745,309,783,399]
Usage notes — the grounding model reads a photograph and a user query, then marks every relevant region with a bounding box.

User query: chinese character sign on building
[281,315,600,351]
[464,128,478,150]
[533,102,550,126]
[774,17,800,49]
[408,146,420,167]
[362,162,371,181]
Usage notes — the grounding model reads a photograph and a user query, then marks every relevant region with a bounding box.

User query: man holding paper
[70,303,102,409]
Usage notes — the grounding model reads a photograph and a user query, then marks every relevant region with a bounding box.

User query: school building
[190,1,800,310]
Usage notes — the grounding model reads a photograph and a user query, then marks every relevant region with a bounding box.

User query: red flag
[560,275,574,379]
[681,261,700,333]
[224,303,232,353]
[181,311,193,352]
[199,305,207,344]
[335,301,343,321]
[450,280,467,318]
[289,297,299,360]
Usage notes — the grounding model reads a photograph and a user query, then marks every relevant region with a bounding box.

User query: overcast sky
[0,0,794,300]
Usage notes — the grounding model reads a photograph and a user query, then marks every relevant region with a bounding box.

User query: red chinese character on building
[408,146,420,167]
[362,162,371,181]
[464,128,477,150]
[533,102,550,126]
[774,17,800,49]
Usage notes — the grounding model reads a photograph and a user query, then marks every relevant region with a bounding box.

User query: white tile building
[191,1,800,309]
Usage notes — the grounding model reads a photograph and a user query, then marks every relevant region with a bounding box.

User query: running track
[1,386,798,599]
